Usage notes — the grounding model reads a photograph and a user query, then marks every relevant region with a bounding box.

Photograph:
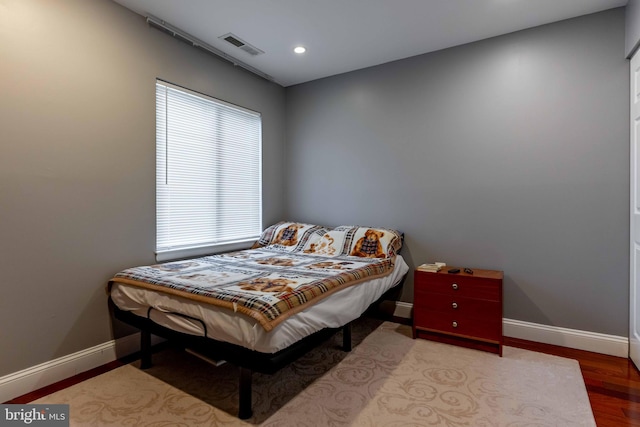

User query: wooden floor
[6,335,640,426]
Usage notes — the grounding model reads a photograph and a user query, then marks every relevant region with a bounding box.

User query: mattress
[111,255,408,353]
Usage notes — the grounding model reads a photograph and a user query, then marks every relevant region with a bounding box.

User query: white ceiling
[113,0,628,87]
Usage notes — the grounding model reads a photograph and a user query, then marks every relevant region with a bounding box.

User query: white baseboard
[0,333,162,403]
[393,301,413,318]
[392,302,628,358]
[503,318,628,358]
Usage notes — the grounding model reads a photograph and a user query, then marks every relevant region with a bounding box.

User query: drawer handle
[452,321,458,328]
[452,302,458,309]
[452,283,458,290]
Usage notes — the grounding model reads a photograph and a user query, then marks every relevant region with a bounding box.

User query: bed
[108,222,409,419]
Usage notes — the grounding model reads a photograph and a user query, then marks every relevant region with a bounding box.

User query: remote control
[447,268,460,274]
[464,268,473,275]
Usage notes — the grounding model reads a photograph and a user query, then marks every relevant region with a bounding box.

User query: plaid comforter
[109,247,394,331]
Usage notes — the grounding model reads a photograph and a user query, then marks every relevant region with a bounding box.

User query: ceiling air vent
[145,16,273,82]
[219,33,265,56]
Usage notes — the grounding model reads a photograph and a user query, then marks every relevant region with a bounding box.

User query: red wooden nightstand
[413,267,504,356]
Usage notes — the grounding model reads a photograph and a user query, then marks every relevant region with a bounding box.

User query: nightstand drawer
[414,311,502,342]
[415,292,500,319]
[415,273,500,301]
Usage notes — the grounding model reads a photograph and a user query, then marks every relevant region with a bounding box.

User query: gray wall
[285,9,629,336]
[0,0,286,376]
[627,0,640,57]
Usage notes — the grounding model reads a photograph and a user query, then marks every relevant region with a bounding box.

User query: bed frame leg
[140,329,152,369]
[238,367,253,419]
[343,322,352,352]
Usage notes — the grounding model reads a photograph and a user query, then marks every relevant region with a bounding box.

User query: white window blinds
[156,81,262,260]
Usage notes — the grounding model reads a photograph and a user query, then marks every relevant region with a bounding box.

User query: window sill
[156,239,256,262]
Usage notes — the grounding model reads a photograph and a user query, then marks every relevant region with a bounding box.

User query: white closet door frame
[630,48,640,367]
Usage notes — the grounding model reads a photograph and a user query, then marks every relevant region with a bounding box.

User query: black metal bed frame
[110,298,361,419]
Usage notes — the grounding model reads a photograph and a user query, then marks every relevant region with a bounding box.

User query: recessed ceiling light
[294,46,306,54]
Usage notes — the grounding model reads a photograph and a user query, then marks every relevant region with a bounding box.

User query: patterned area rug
[34,318,596,426]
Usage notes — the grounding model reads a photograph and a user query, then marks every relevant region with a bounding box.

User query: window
[156,80,262,261]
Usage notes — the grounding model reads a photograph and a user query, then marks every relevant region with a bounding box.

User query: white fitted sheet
[111,255,408,353]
